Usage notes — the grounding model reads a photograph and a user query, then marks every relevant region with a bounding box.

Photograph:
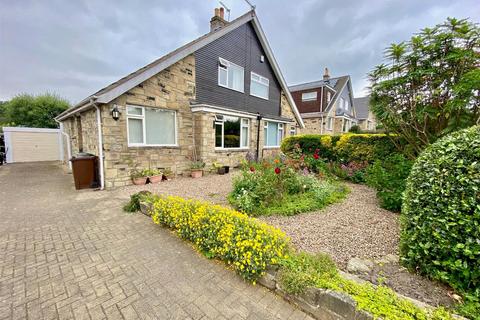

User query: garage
[3,127,62,163]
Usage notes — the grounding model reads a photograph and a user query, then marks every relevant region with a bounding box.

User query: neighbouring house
[354,96,376,132]
[289,68,357,135]
[55,8,304,189]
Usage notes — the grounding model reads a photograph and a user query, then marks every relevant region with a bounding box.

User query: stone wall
[101,55,196,188]
[62,109,98,156]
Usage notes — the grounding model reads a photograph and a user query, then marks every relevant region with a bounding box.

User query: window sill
[215,148,250,152]
[218,83,244,94]
[263,146,280,149]
[128,144,179,149]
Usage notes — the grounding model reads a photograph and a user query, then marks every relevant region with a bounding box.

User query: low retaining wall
[258,267,373,320]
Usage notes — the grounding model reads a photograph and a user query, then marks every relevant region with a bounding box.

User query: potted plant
[212,162,225,175]
[162,168,173,181]
[131,170,148,185]
[145,168,163,184]
[190,161,205,178]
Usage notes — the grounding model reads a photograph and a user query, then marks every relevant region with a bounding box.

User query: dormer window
[218,58,244,92]
[301,92,317,101]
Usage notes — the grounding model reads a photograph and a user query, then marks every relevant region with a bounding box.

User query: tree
[3,93,70,128]
[368,18,480,155]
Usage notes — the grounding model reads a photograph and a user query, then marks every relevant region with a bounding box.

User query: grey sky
[1,0,478,104]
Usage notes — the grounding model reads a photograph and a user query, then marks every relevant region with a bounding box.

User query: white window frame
[126,105,178,147]
[326,117,333,130]
[289,126,296,136]
[301,91,317,102]
[264,121,284,148]
[218,57,244,93]
[327,92,332,103]
[250,72,269,100]
[215,115,250,150]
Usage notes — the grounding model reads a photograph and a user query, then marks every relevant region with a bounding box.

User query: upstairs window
[250,72,269,100]
[127,105,176,146]
[264,121,284,147]
[218,58,244,92]
[215,115,249,149]
[327,92,332,103]
[301,91,317,101]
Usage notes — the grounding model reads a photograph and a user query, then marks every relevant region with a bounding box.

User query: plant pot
[132,176,148,185]
[191,170,203,178]
[223,166,230,174]
[217,167,226,175]
[149,174,163,184]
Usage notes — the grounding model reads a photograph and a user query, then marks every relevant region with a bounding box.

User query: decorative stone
[347,258,374,274]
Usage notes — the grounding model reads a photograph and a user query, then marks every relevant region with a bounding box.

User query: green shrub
[228,159,348,216]
[349,124,362,133]
[123,191,152,212]
[281,134,337,160]
[279,252,454,319]
[334,133,404,163]
[281,133,405,164]
[401,126,480,302]
[147,195,289,281]
[365,154,413,211]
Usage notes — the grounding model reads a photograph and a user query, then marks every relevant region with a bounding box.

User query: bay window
[218,58,244,92]
[327,117,333,130]
[215,115,249,149]
[250,72,269,100]
[127,105,176,146]
[264,121,284,147]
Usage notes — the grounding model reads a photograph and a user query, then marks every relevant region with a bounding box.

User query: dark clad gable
[195,22,282,116]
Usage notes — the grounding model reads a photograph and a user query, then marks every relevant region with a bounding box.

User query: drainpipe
[55,119,72,171]
[255,113,262,161]
[92,99,105,190]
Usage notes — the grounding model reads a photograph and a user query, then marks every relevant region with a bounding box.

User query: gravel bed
[113,172,235,206]
[260,182,400,269]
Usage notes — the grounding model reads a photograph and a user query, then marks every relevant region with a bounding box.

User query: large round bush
[401,125,480,295]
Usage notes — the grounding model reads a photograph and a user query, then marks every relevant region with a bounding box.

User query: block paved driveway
[0,162,311,320]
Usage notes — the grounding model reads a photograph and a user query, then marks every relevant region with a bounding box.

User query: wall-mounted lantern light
[111,105,121,121]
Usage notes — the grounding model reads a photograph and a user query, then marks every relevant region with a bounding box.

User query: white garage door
[3,127,62,163]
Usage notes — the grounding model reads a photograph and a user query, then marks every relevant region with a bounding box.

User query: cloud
[0,0,478,102]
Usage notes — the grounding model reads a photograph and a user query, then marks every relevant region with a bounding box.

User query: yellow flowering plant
[145,195,289,281]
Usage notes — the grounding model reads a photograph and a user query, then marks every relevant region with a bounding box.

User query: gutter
[55,96,98,121]
[92,99,105,190]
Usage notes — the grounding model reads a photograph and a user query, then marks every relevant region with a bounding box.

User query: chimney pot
[210,7,228,32]
[219,7,225,19]
[323,67,330,80]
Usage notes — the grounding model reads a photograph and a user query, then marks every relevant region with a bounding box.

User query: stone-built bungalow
[55,9,304,189]
[354,96,377,132]
[289,68,357,135]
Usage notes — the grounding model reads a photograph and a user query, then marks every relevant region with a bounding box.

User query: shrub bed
[279,252,454,320]
[145,195,289,281]
[401,126,480,317]
[228,158,348,216]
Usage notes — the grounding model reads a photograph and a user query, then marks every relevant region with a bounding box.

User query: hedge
[281,133,403,163]
[145,195,289,281]
[401,126,480,298]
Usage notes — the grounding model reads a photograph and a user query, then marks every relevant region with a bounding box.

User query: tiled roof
[354,96,370,119]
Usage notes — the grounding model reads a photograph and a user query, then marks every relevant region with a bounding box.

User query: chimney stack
[323,67,330,80]
[210,7,228,32]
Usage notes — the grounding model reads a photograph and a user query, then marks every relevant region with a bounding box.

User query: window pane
[241,126,248,147]
[302,92,317,101]
[251,80,268,99]
[266,122,278,146]
[223,116,240,148]
[145,108,175,145]
[127,106,142,115]
[128,118,143,144]
[215,123,222,147]
[229,65,244,92]
[219,67,227,86]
